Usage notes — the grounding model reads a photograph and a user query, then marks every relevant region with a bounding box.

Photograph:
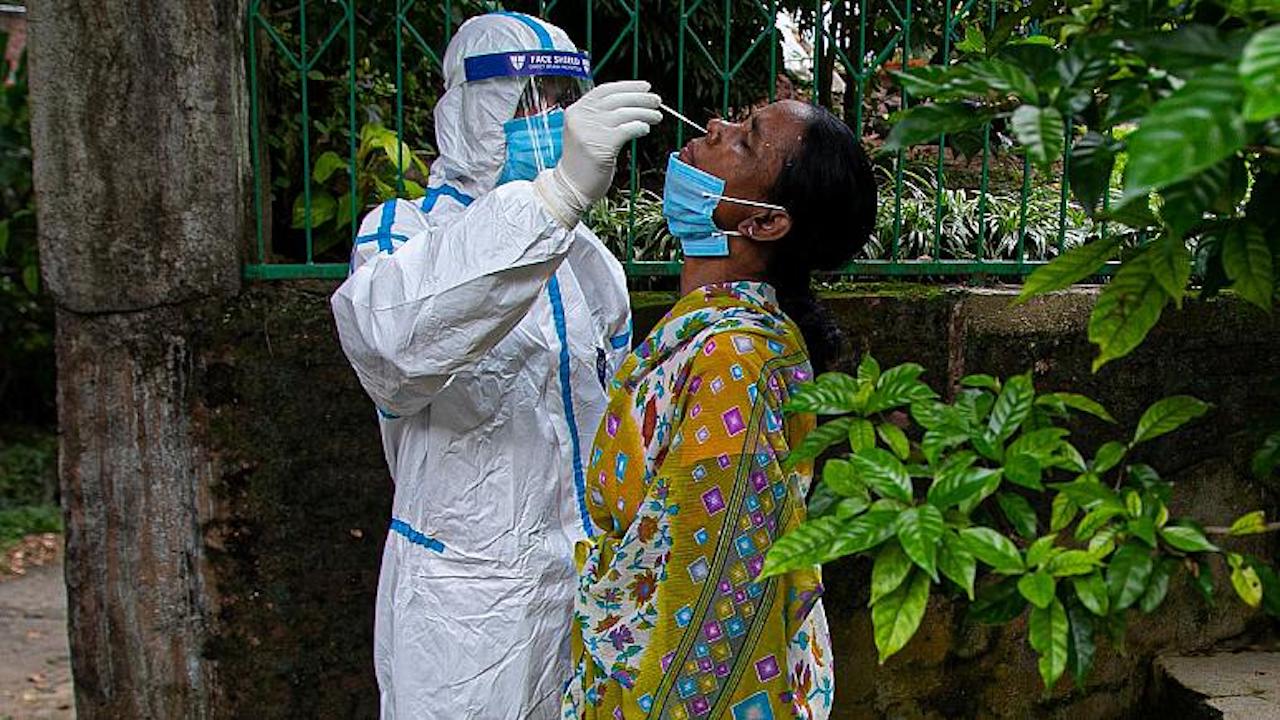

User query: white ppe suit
[330,13,633,719]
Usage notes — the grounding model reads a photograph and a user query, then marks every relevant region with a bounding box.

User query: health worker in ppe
[329,12,662,719]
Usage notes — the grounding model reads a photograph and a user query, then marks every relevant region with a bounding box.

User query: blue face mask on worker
[662,153,787,258]
[497,108,565,185]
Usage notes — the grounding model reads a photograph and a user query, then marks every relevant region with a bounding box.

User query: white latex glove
[535,80,662,228]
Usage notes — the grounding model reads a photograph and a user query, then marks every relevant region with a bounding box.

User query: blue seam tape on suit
[390,518,445,553]
[548,275,594,538]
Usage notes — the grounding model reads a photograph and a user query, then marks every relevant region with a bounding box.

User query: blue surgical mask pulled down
[662,152,786,258]
[497,108,564,186]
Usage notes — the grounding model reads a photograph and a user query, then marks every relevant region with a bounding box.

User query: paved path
[0,562,74,719]
[1156,651,1280,719]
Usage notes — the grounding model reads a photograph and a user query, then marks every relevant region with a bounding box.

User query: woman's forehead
[753,101,810,151]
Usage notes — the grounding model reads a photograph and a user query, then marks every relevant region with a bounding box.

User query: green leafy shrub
[293,122,432,259]
[882,0,1280,369]
[763,357,1280,690]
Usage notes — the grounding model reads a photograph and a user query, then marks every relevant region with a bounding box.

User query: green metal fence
[244,0,1112,281]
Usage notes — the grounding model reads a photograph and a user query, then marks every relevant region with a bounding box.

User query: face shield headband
[465,50,594,185]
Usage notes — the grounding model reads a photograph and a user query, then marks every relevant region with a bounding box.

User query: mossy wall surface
[197,282,1279,719]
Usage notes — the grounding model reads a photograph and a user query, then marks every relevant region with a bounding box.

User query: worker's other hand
[535,81,662,227]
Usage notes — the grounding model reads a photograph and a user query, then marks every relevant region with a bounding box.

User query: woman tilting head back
[563,101,876,719]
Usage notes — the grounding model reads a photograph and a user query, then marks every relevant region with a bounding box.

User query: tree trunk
[25,0,249,716]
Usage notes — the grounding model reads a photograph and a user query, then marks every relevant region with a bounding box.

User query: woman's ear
[737,209,791,242]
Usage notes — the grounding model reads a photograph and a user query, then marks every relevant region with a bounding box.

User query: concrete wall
[195,282,1279,719]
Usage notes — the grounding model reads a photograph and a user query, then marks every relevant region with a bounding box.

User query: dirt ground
[0,538,74,720]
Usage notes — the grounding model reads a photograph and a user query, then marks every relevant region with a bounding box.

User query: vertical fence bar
[762,0,773,101]
[1017,154,1031,265]
[812,0,821,102]
[1057,119,1072,252]
[976,0,996,261]
[627,0,639,271]
[892,0,912,262]
[723,0,733,116]
[300,0,314,264]
[347,1,358,244]
[395,0,406,194]
[248,4,265,264]
[932,0,953,261]
[854,0,867,135]
[677,0,687,149]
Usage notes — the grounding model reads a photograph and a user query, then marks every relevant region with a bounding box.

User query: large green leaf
[1029,598,1070,690]
[891,66,990,101]
[1140,557,1178,613]
[1065,597,1098,689]
[1092,441,1128,474]
[1018,569,1057,609]
[1004,454,1044,491]
[1146,234,1194,308]
[1159,525,1219,553]
[1222,223,1275,312]
[1051,494,1079,533]
[883,103,994,151]
[849,419,877,453]
[1160,161,1235,239]
[997,492,1039,540]
[830,510,902,558]
[960,527,1026,574]
[877,423,912,461]
[989,374,1035,440]
[1123,64,1247,199]
[1011,105,1065,173]
[1047,550,1099,578]
[1073,571,1110,616]
[870,363,935,411]
[1132,24,1249,71]
[1088,250,1170,371]
[871,541,914,605]
[785,381,859,416]
[1069,132,1117,215]
[1036,393,1115,423]
[872,569,931,663]
[969,58,1040,102]
[761,517,844,577]
[291,191,337,229]
[311,150,348,184]
[822,458,868,500]
[939,532,977,600]
[897,505,945,580]
[1240,24,1280,122]
[1252,431,1280,479]
[1228,553,1263,608]
[927,453,998,508]
[1106,542,1155,610]
[1019,237,1122,302]
[1228,510,1270,536]
[969,577,1028,624]
[1133,396,1211,445]
[784,418,853,471]
[852,448,914,504]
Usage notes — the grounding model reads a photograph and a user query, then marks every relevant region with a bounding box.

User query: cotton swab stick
[660,103,707,134]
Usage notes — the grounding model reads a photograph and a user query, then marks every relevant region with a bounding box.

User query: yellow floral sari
[563,282,833,720]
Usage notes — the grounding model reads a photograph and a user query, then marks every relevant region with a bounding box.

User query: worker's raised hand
[535,81,662,227]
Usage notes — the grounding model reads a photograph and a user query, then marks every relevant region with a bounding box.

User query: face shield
[464,50,594,185]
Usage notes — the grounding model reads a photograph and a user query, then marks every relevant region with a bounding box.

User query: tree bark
[26,0,249,716]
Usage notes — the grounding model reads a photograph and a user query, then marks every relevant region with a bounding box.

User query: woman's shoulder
[686,313,806,369]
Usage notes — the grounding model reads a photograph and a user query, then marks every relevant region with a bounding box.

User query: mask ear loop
[700,192,787,212]
[699,193,786,239]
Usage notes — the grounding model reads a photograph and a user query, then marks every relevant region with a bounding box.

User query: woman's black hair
[764,104,877,373]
